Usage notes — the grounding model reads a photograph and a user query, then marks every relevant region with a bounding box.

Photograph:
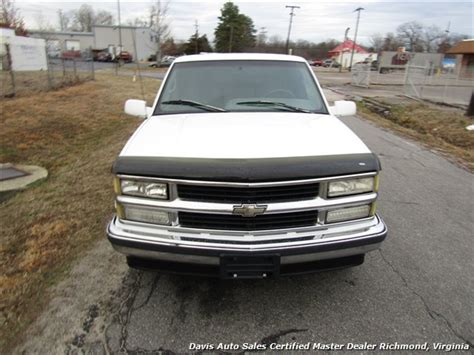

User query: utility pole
[340,27,350,72]
[117,0,123,54]
[194,20,199,54]
[349,7,364,71]
[257,26,267,47]
[285,5,300,54]
[445,21,451,36]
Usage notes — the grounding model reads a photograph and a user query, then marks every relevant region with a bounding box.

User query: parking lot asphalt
[99,115,472,353]
[15,105,473,354]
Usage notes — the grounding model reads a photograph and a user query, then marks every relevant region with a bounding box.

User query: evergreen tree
[214,2,256,52]
[183,34,212,55]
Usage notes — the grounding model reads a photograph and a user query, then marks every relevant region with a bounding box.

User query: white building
[30,25,156,61]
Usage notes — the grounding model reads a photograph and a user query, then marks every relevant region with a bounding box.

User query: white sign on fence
[1,33,48,71]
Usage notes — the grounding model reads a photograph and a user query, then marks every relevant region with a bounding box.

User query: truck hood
[120,112,371,159]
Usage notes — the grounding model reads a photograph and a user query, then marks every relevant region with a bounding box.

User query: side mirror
[330,100,357,117]
[124,99,152,118]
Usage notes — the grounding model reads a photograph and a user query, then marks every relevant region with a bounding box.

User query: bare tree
[126,1,172,61]
[438,32,468,53]
[370,33,384,53]
[72,4,94,32]
[95,10,114,26]
[35,12,54,32]
[267,34,284,47]
[57,9,71,31]
[126,17,148,27]
[397,21,424,52]
[423,25,444,53]
[70,5,114,32]
[0,0,27,35]
[381,32,403,51]
[148,0,171,62]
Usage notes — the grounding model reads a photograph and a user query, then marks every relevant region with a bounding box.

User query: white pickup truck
[107,53,387,278]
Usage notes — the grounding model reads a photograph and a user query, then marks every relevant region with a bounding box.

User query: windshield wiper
[236,100,311,113]
[161,99,226,112]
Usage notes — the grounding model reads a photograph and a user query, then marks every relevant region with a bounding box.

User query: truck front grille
[177,183,319,203]
[178,211,318,231]
[180,236,315,244]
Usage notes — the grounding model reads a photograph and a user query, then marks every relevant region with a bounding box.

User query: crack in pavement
[132,273,161,312]
[383,200,421,206]
[378,250,473,347]
[120,345,177,354]
[259,328,309,346]
[118,271,143,354]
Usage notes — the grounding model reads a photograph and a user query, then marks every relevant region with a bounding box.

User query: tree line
[1,0,468,60]
[370,21,467,55]
[160,2,468,58]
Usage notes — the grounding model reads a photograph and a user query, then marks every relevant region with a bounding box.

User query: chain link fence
[1,45,95,98]
[403,63,473,106]
[351,63,371,88]
[349,62,473,107]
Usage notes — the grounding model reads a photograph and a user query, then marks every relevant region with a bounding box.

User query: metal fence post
[44,46,53,90]
[5,43,16,97]
[62,57,66,78]
[467,92,474,116]
[89,46,95,80]
[403,63,409,89]
[442,73,449,104]
[73,58,77,80]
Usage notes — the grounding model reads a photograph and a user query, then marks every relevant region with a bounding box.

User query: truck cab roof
[174,53,307,64]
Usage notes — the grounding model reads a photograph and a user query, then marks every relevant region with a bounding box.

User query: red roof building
[328,39,368,57]
[446,39,473,79]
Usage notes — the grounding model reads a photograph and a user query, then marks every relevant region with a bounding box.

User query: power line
[285,5,300,54]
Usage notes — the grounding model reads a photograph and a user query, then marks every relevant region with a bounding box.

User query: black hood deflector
[112,154,381,182]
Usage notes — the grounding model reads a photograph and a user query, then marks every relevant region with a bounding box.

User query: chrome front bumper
[107,214,387,268]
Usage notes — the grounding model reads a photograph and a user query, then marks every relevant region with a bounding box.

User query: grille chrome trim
[180,236,315,245]
[116,193,377,215]
[116,172,377,188]
[108,214,384,251]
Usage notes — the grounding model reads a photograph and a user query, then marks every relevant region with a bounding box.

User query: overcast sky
[17,1,473,45]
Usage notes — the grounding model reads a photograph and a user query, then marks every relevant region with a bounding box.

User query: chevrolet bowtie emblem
[232,204,267,218]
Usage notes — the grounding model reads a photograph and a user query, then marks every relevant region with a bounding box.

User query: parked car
[62,50,81,60]
[115,51,133,63]
[370,60,379,71]
[310,59,324,67]
[96,51,113,62]
[149,56,177,68]
[47,49,61,59]
[323,59,341,68]
[108,53,387,278]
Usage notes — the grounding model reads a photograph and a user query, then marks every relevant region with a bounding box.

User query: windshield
[155,60,328,115]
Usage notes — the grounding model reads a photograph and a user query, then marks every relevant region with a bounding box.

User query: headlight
[328,177,375,197]
[122,205,171,225]
[326,205,371,223]
[120,179,168,199]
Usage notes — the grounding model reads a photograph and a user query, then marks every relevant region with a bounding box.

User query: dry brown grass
[357,101,474,171]
[0,73,160,351]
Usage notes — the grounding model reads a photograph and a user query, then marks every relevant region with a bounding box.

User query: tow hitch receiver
[220,254,280,279]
